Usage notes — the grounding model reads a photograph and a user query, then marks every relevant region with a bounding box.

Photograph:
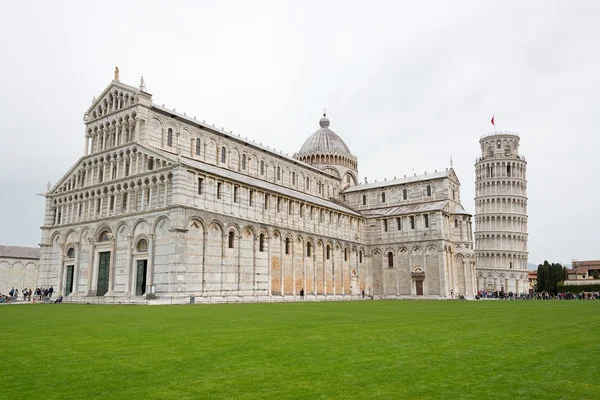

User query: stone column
[57,244,65,296]
[201,229,207,296]
[134,117,140,141]
[163,181,168,207]
[126,235,134,295]
[148,183,154,209]
[141,187,146,211]
[72,242,81,295]
[147,234,155,292]
[107,236,117,295]
[252,237,257,296]
[115,122,121,146]
[322,244,326,295]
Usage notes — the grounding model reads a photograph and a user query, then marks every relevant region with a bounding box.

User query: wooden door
[97,252,110,296]
[416,280,424,296]
[65,266,74,296]
[136,260,147,296]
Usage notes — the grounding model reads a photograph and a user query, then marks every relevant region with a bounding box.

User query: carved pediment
[84,81,146,122]
[448,168,460,185]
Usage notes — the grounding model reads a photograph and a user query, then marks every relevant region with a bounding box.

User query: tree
[536,261,564,293]
[593,270,600,280]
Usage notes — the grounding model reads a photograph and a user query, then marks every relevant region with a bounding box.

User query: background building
[567,260,600,280]
[474,131,529,293]
[0,246,40,294]
[34,75,476,301]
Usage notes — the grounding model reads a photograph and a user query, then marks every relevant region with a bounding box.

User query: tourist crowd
[0,286,56,303]
[476,290,598,300]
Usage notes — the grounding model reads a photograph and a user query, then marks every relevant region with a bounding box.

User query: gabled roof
[0,246,40,260]
[176,154,361,217]
[342,169,458,193]
[85,80,142,116]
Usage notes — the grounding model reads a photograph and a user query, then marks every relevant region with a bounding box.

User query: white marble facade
[474,132,529,293]
[37,77,477,300]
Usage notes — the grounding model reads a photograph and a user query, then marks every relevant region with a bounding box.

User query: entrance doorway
[65,265,74,296]
[97,251,110,296]
[416,280,424,296]
[136,260,148,296]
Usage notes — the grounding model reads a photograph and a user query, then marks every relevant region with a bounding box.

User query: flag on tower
[491,115,495,126]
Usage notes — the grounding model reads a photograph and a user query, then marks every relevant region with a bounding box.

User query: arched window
[167,128,173,147]
[221,146,227,164]
[388,251,394,268]
[276,166,281,180]
[381,192,386,202]
[344,248,348,261]
[427,185,431,197]
[260,160,265,175]
[259,234,265,252]
[359,251,363,263]
[306,177,310,191]
[98,230,111,242]
[454,219,458,228]
[242,154,247,170]
[195,139,201,155]
[318,182,322,195]
[292,171,296,185]
[362,194,366,205]
[307,242,312,257]
[403,188,407,200]
[66,247,75,258]
[326,245,331,260]
[136,239,148,252]
[148,159,154,171]
[228,231,235,248]
[285,237,290,255]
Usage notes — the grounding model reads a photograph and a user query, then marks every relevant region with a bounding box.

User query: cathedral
[36,74,477,301]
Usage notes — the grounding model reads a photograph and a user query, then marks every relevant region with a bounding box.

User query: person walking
[299,288,305,300]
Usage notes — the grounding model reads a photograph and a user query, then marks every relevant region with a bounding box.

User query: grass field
[1,301,599,399]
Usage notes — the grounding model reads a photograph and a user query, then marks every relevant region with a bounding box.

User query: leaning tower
[474,131,529,294]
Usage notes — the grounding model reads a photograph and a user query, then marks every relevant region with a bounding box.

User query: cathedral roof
[342,170,457,193]
[0,245,40,260]
[359,200,472,217]
[147,146,361,217]
[296,114,353,157]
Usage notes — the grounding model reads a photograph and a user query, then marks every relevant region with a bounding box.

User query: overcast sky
[0,0,598,267]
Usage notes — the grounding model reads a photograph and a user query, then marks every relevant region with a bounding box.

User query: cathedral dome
[297,113,353,157]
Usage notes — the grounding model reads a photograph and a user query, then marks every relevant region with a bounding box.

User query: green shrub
[557,281,600,293]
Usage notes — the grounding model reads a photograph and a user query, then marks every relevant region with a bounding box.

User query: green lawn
[1,301,599,399]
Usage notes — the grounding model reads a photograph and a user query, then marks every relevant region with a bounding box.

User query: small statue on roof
[114,66,119,81]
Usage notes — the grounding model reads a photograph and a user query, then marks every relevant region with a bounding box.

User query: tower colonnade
[474,131,529,294]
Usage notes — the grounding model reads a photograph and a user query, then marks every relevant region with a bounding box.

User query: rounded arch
[225,222,241,236]
[94,223,113,241]
[187,216,206,231]
[79,227,91,243]
[131,217,151,236]
[152,215,171,234]
[115,220,130,239]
